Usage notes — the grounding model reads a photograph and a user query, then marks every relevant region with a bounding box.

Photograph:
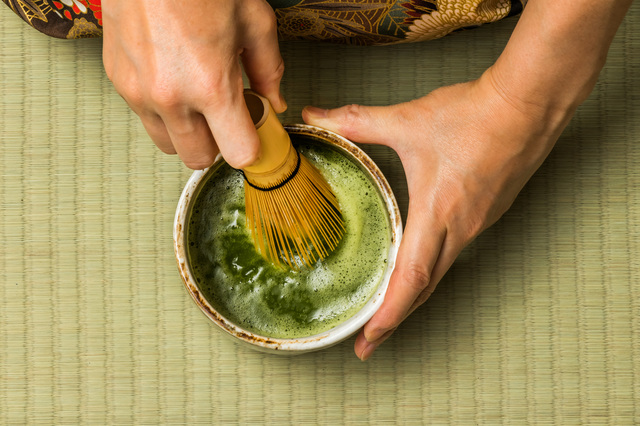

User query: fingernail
[359,342,378,361]
[279,94,288,112]
[303,106,328,119]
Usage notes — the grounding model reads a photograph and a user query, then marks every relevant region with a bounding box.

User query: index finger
[241,12,286,113]
[363,200,447,344]
[202,71,262,170]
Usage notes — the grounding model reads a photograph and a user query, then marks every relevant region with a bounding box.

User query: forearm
[487,0,633,122]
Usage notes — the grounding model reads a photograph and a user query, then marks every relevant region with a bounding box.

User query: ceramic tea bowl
[174,124,402,354]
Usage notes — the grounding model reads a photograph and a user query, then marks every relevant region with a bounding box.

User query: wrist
[477,66,577,141]
[486,47,600,124]
[482,0,632,136]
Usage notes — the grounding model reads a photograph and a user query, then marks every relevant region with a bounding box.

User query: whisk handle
[242,90,292,175]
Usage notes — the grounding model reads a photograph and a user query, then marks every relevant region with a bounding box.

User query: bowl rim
[173,123,403,353]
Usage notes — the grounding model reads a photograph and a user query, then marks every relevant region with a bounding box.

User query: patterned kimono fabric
[3,0,526,44]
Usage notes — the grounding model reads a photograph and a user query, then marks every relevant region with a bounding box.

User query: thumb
[302,104,401,146]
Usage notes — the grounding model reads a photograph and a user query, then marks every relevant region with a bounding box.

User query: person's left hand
[303,69,575,360]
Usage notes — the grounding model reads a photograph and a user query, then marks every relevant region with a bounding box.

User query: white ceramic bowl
[174,124,402,354]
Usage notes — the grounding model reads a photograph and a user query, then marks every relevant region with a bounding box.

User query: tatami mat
[1,4,639,424]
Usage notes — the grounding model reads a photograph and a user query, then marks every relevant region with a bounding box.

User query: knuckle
[272,59,285,81]
[263,12,278,33]
[183,155,216,171]
[466,214,487,240]
[415,286,435,307]
[251,60,285,91]
[200,78,227,106]
[451,204,489,243]
[227,144,260,170]
[340,104,366,137]
[154,143,177,155]
[120,82,143,106]
[149,84,181,110]
[108,73,143,106]
[380,314,402,333]
[396,100,423,127]
[435,184,491,243]
[252,6,277,33]
[400,264,431,294]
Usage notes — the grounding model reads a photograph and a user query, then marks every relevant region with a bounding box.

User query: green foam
[187,135,392,338]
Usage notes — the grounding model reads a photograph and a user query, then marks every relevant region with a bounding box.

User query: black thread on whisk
[239,148,302,191]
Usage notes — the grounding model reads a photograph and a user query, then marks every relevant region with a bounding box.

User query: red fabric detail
[53,1,63,9]
[72,3,80,14]
[64,10,72,20]
[86,0,102,26]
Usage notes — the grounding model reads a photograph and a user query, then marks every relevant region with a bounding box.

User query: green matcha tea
[187,135,391,338]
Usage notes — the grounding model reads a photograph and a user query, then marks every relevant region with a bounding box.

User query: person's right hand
[302,70,573,360]
[101,0,286,169]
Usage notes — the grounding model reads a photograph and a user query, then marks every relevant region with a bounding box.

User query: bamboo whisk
[242,90,344,269]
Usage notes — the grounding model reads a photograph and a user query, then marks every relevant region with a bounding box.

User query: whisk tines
[241,90,345,269]
[244,148,345,269]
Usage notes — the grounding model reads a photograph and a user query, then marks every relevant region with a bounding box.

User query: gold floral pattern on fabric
[2,0,101,39]
[3,0,525,43]
[279,11,328,36]
[271,0,525,45]
[405,0,511,42]
[66,16,101,38]
[3,0,51,24]
[274,0,401,45]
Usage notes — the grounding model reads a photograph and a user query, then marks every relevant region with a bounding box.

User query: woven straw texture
[1,4,639,424]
